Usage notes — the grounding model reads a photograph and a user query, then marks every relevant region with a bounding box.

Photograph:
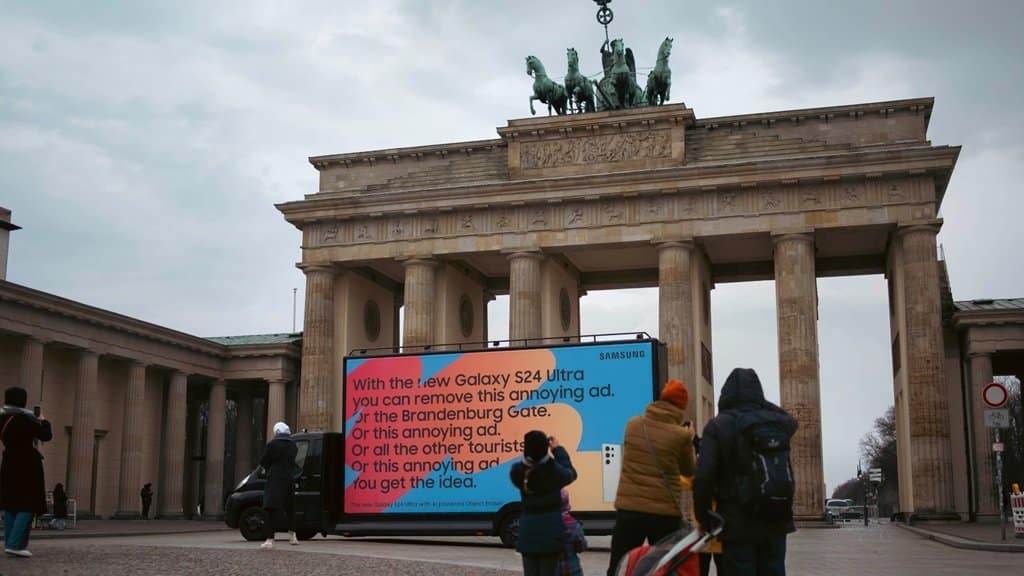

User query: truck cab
[224,432,341,541]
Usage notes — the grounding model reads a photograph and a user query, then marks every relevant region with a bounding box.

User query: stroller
[615,512,724,576]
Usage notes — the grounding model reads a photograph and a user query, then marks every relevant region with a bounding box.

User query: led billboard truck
[224,338,665,545]
[339,338,665,544]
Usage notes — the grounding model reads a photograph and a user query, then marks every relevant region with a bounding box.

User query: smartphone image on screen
[602,443,622,503]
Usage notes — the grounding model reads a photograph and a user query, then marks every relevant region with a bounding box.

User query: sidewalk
[28,518,231,540]
[897,519,1024,553]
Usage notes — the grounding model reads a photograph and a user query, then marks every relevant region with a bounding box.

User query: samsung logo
[599,350,646,360]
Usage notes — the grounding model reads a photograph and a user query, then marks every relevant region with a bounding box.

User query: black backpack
[732,419,795,520]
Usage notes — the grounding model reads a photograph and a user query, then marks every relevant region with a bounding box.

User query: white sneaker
[5,548,32,557]
[260,539,274,550]
[289,531,298,545]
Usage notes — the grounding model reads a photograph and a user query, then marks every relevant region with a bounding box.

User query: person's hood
[718,368,766,411]
[645,399,686,424]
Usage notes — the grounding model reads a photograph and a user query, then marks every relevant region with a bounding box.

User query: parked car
[825,498,863,520]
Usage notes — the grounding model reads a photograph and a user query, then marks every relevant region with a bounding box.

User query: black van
[224,431,344,541]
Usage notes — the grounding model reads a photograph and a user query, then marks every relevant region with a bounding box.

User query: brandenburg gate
[277,97,960,519]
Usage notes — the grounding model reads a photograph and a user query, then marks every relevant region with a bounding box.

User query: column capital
[128,359,148,369]
[504,249,545,262]
[297,262,338,275]
[78,348,100,359]
[23,334,48,345]
[772,231,815,246]
[399,256,439,269]
[967,351,992,359]
[895,221,942,239]
[654,239,695,252]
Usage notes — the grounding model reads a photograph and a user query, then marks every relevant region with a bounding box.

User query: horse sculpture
[526,55,567,116]
[594,39,644,110]
[645,37,673,106]
[564,48,595,113]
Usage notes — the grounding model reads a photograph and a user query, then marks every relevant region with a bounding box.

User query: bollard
[1011,485,1024,539]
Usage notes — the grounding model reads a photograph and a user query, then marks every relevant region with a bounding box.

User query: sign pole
[996,427,1006,541]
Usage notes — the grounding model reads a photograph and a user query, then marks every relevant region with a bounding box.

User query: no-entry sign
[983,382,1009,408]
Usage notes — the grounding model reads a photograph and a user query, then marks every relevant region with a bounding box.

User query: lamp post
[857,463,869,526]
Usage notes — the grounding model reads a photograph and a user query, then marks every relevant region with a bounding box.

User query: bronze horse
[526,55,567,116]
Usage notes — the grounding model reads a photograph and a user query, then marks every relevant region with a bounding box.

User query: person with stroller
[693,368,798,576]
[557,489,587,576]
[510,430,578,576]
[605,379,696,576]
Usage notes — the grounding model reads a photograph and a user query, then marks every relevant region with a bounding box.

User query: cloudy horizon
[3,0,1022,495]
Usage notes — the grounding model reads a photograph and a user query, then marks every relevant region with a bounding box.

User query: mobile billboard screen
[342,340,657,515]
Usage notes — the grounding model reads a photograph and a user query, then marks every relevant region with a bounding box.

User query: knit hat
[660,379,689,410]
[523,430,550,462]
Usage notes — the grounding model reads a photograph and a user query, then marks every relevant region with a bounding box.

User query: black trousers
[720,536,787,576]
[606,510,683,576]
[262,493,295,539]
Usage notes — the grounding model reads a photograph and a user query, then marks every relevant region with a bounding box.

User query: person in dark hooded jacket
[510,430,577,576]
[693,368,797,576]
[1,386,53,558]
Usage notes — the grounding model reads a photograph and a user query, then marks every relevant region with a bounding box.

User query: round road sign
[983,382,1008,408]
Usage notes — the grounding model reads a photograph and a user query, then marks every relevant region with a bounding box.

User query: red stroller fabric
[614,528,704,576]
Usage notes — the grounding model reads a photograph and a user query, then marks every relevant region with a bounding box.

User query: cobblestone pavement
[2,524,1020,576]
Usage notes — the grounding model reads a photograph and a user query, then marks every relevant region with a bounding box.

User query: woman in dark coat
[258,421,298,549]
[1,386,53,557]
[50,483,67,530]
[510,430,578,576]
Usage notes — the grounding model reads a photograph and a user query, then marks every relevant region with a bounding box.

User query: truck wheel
[498,511,520,548]
[296,529,318,541]
[239,507,267,541]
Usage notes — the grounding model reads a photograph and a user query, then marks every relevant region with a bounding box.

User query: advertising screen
[342,340,658,515]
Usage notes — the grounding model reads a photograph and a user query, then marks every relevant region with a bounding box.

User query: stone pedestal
[69,350,99,514]
[160,371,188,519]
[509,251,544,343]
[115,361,146,518]
[773,233,824,520]
[298,264,335,432]
[204,380,227,518]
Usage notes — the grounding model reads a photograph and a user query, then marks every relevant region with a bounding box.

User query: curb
[31,526,231,541]
[896,523,1024,553]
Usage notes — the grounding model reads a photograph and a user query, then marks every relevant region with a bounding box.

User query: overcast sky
[2,0,1022,494]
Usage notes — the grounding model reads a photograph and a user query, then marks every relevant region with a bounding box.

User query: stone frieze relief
[519,130,673,169]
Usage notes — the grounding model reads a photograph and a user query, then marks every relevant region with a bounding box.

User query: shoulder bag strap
[641,420,685,515]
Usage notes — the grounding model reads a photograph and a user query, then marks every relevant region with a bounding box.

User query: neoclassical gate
[278,98,960,518]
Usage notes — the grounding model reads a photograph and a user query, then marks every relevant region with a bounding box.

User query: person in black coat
[50,483,67,530]
[1,386,53,558]
[509,430,578,576]
[140,483,153,519]
[258,421,298,549]
[693,368,798,576]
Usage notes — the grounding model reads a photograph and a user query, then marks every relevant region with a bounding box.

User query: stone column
[234,388,253,483]
[968,352,996,516]
[115,361,146,518]
[69,349,99,514]
[19,336,45,405]
[298,264,335,432]
[266,379,287,440]
[204,379,227,518]
[508,251,544,344]
[161,371,188,518]
[897,224,955,515]
[657,241,696,421]
[402,258,438,348]
[773,233,824,520]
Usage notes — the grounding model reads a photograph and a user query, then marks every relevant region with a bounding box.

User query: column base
[111,512,143,520]
[896,511,962,524]
[156,513,188,520]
